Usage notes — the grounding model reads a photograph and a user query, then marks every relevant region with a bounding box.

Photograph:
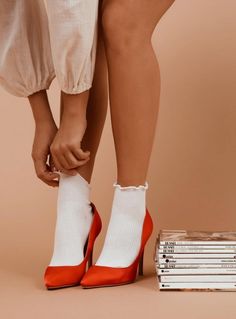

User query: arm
[0,0,58,186]
[28,90,59,187]
[45,0,99,173]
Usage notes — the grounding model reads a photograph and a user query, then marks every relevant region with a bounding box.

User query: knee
[101,4,148,54]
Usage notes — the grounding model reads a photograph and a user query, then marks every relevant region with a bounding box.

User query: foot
[49,172,93,266]
[95,181,149,267]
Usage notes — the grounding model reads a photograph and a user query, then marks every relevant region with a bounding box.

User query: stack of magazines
[155,229,236,291]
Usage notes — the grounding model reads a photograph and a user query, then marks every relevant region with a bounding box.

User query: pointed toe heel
[81,208,153,288]
[44,202,102,290]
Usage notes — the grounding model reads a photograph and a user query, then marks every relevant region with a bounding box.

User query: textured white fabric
[0,0,55,97]
[0,0,99,97]
[46,0,98,95]
[95,181,149,268]
[49,172,93,266]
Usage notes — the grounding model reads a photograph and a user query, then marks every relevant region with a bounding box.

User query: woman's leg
[102,0,175,186]
[94,0,175,268]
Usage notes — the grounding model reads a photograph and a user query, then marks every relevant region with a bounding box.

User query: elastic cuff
[113,181,149,190]
[61,83,92,95]
[26,74,56,97]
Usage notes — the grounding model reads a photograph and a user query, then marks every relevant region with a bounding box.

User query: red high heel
[44,202,102,290]
[80,208,153,288]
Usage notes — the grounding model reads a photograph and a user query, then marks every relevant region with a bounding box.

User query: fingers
[50,153,78,176]
[63,151,90,169]
[49,155,57,172]
[72,148,90,161]
[32,157,60,187]
[50,143,90,174]
[48,154,73,176]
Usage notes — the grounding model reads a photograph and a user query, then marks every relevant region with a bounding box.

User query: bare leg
[101,0,175,186]
[80,0,176,272]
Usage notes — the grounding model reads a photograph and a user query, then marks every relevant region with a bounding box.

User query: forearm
[60,91,89,119]
[28,90,56,128]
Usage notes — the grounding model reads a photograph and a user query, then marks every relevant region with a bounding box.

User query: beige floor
[1,259,236,319]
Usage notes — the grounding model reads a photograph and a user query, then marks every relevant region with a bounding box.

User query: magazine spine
[156,268,236,275]
[157,263,236,268]
[159,248,236,253]
[158,282,236,290]
[159,275,236,282]
[158,258,236,264]
[159,241,236,245]
[157,253,236,259]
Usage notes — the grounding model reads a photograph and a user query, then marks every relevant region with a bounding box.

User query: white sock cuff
[58,171,91,189]
[113,181,148,191]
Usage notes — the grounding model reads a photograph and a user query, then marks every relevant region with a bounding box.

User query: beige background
[1,1,236,318]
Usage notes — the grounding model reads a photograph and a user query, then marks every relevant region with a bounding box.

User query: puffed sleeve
[0,0,55,97]
[45,0,99,94]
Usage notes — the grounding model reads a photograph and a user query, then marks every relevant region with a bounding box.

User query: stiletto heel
[81,208,153,288]
[83,237,89,257]
[138,250,144,276]
[88,247,93,269]
[44,202,102,290]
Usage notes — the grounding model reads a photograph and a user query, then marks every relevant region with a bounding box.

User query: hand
[31,121,60,187]
[50,116,90,175]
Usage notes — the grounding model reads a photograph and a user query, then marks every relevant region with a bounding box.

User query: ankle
[75,169,92,185]
[95,180,148,267]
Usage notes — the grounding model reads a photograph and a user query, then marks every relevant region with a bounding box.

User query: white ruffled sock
[49,172,93,266]
[95,181,148,267]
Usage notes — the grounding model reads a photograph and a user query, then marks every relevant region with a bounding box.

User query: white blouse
[0,0,99,97]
